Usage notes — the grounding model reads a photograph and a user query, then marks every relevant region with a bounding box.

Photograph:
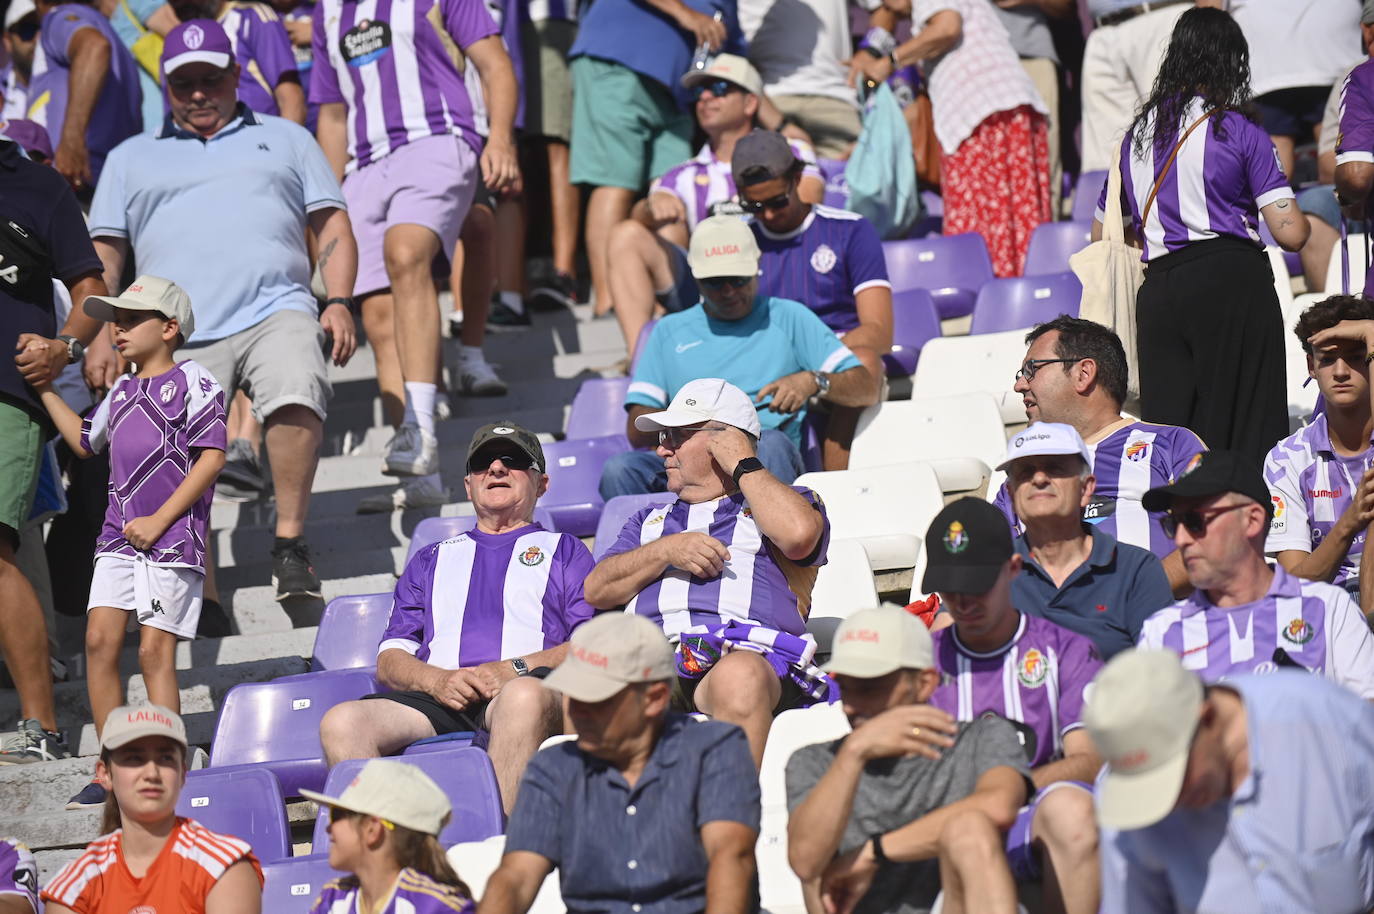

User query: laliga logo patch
[1181,452,1205,478]
[160,381,176,403]
[1017,648,1047,688]
[705,244,741,257]
[184,23,205,48]
[519,546,545,567]
[1281,618,1314,645]
[1125,440,1150,462]
[942,520,968,554]
[810,244,836,274]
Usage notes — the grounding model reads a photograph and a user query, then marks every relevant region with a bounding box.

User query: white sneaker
[357,477,451,514]
[455,355,508,396]
[382,423,439,477]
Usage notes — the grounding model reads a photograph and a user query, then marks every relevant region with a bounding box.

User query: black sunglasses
[167,68,232,94]
[699,275,752,290]
[690,79,742,102]
[741,192,791,214]
[1161,503,1250,538]
[7,19,37,40]
[467,453,535,474]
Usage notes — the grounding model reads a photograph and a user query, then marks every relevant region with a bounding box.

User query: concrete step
[37,848,84,884]
[351,405,568,457]
[552,348,630,379]
[222,573,398,636]
[68,628,319,682]
[214,544,406,591]
[212,507,444,568]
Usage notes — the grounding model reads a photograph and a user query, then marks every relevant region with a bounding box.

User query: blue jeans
[598,429,806,499]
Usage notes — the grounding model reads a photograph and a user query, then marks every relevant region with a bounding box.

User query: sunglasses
[167,69,232,94]
[741,192,792,214]
[658,425,726,449]
[690,79,742,102]
[1014,357,1083,383]
[1161,503,1250,538]
[467,453,535,474]
[7,19,37,41]
[699,275,752,290]
[329,807,393,829]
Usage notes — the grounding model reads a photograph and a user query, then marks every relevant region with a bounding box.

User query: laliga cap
[162,20,233,75]
[633,377,762,439]
[1085,650,1204,830]
[301,759,452,836]
[84,275,196,341]
[542,613,677,703]
[996,422,1092,472]
[688,215,761,279]
[4,0,35,30]
[680,53,763,96]
[466,421,546,473]
[102,703,188,751]
[823,604,934,677]
[1141,449,1272,523]
[921,497,1014,595]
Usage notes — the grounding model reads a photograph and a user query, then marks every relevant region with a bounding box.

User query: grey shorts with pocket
[180,309,331,422]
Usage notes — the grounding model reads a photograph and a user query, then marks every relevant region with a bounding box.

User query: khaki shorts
[772,94,862,160]
[180,309,331,422]
[0,398,42,545]
[521,19,577,143]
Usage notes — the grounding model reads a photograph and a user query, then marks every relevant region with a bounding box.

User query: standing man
[170,0,305,123]
[89,19,358,601]
[1089,649,1374,913]
[478,612,760,914]
[3,0,39,120]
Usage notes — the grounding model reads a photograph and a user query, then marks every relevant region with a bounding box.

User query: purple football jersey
[80,360,226,570]
[0,839,37,913]
[930,614,1102,767]
[1338,59,1374,293]
[221,2,300,116]
[309,868,473,913]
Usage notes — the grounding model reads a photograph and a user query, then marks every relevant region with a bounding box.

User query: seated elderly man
[479,612,760,914]
[319,422,595,813]
[585,377,834,766]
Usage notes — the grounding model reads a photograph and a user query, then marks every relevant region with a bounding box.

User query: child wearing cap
[302,759,473,913]
[31,275,226,811]
[41,704,264,914]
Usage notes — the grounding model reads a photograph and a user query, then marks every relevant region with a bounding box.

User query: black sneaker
[65,781,108,810]
[0,719,72,765]
[487,299,532,332]
[219,438,268,492]
[196,597,234,638]
[529,272,579,310]
[272,537,322,601]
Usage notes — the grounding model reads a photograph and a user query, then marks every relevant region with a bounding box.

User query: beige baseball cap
[633,377,762,439]
[823,604,934,677]
[542,613,676,703]
[1085,650,1204,830]
[102,704,188,751]
[301,759,452,836]
[84,275,196,341]
[680,53,763,96]
[688,215,761,280]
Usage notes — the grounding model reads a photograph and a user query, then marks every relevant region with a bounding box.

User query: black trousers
[1135,236,1289,467]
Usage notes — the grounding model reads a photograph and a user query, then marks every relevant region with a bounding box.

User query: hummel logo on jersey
[151,598,164,614]
[675,340,703,354]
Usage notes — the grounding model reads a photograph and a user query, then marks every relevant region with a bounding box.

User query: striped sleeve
[40,834,120,909]
[175,820,262,885]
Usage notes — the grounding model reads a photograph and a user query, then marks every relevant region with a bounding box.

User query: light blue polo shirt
[88,105,344,344]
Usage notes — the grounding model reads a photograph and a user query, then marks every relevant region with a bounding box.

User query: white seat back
[795,462,944,570]
[807,539,882,655]
[851,394,1005,478]
[449,835,566,914]
[1325,232,1369,297]
[910,329,1028,424]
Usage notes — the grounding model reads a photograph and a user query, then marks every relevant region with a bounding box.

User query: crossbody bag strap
[1141,107,1217,226]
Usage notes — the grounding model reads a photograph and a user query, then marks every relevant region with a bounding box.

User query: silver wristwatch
[511,658,530,676]
[812,370,831,397]
[58,334,85,364]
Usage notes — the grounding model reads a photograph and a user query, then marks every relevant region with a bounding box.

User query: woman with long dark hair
[1094,7,1310,464]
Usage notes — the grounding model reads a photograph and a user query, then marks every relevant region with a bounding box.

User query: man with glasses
[320,422,596,814]
[1138,449,1374,697]
[600,214,878,499]
[586,378,839,767]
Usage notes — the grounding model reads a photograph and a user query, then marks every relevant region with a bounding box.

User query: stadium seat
[1325,232,1369,297]
[884,288,941,377]
[631,319,658,370]
[176,768,291,863]
[968,272,1082,335]
[406,507,559,564]
[449,836,566,914]
[565,377,632,440]
[208,668,380,797]
[849,395,1004,485]
[261,856,347,914]
[909,189,943,237]
[911,328,1029,424]
[538,435,635,537]
[808,539,882,657]
[1022,220,1092,276]
[1071,170,1107,222]
[1266,246,1294,312]
[310,593,392,672]
[592,492,677,558]
[883,234,994,320]
[794,462,944,570]
[404,731,477,754]
[311,746,504,851]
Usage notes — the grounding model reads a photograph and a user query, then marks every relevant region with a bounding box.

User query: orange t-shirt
[41,818,264,914]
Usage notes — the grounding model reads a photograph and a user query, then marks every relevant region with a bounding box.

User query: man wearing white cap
[481,613,760,914]
[587,376,839,766]
[787,605,1032,914]
[601,213,879,499]
[1088,649,1374,914]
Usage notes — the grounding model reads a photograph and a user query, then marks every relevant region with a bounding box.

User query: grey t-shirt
[991,4,1057,64]
[785,715,1032,914]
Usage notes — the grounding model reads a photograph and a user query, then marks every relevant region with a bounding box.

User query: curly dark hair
[1025,316,1130,408]
[1293,295,1374,355]
[1130,7,1254,159]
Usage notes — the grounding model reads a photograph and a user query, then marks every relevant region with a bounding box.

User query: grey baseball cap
[466,421,546,473]
[730,129,799,188]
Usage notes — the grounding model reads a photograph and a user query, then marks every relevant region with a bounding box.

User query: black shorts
[362,690,488,735]
[1254,85,1329,139]
[671,670,809,717]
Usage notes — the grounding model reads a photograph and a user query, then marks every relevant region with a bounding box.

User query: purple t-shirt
[752,205,891,335]
[0,839,37,914]
[309,0,498,170]
[80,360,227,570]
[930,614,1102,768]
[379,524,595,668]
[1337,58,1374,292]
[29,3,141,182]
[309,869,473,914]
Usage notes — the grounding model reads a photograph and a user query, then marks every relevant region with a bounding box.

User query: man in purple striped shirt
[319,422,595,813]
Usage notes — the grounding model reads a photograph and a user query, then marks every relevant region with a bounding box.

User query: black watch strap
[732,457,765,486]
[870,833,889,865]
[323,296,354,311]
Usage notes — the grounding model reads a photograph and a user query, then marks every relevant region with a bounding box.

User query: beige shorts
[89,554,203,639]
[771,94,862,159]
[521,19,576,142]
[180,309,331,422]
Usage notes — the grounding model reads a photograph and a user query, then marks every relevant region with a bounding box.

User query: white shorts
[88,554,203,639]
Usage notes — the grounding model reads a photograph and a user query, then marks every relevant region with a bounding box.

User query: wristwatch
[732,457,765,486]
[869,833,889,866]
[57,335,85,364]
[510,658,530,676]
[812,371,831,397]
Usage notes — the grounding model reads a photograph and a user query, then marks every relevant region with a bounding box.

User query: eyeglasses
[167,69,232,94]
[1014,357,1083,383]
[1161,503,1250,538]
[690,79,742,102]
[467,453,536,474]
[741,192,792,214]
[658,425,726,449]
[700,275,752,290]
[329,807,393,829]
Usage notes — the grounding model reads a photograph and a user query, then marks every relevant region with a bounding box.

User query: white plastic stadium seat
[1265,246,1294,311]
[910,329,1030,425]
[448,835,565,914]
[1325,232,1369,297]
[795,462,944,570]
[850,394,1005,483]
[808,539,883,657]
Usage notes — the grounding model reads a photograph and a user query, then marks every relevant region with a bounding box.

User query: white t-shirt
[1231,0,1362,98]
[738,0,876,107]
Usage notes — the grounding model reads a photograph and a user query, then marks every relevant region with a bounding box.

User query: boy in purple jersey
[1139,448,1374,698]
[0,839,37,914]
[922,497,1104,914]
[31,276,226,810]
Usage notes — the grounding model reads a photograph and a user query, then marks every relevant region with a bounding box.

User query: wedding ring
[911,726,922,738]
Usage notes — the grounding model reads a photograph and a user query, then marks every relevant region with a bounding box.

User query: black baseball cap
[1141,449,1272,522]
[921,497,1015,595]
[730,129,799,188]
[466,421,545,473]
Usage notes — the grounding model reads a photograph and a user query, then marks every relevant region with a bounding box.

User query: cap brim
[468,435,543,471]
[922,563,1004,596]
[83,294,165,323]
[541,663,628,703]
[688,259,759,280]
[821,655,902,678]
[163,50,232,74]
[994,447,1087,473]
[633,409,706,433]
[1095,750,1189,830]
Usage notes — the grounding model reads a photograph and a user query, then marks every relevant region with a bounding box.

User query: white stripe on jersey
[1001,649,1023,723]
[1176,109,1213,243]
[1129,124,1165,257]
[499,530,561,658]
[429,536,477,667]
[1313,457,1337,524]
[1044,646,1062,756]
[391,0,434,143]
[1180,612,1209,671]
[1226,610,1254,665]
[956,654,973,719]
[718,511,760,625]
[626,504,671,620]
[353,0,389,164]
[1113,428,1155,548]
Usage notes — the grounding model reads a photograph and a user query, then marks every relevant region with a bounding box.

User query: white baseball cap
[688,215,761,280]
[542,613,676,703]
[301,759,452,836]
[633,377,762,439]
[102,704,188,751]
[823,604,934,677]
[1084,650,1204,830]
[680,53,763,96]
[4,0,35,30]
[84,275,196,341]
[995,421,1092,473]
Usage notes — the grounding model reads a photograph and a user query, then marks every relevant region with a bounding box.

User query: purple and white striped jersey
[650,140,822,234]
[1138,565,1374,699]
[1096,96,1293,262]
[604,490,830,640]
[1337,59,1374,292]
[309,0,497,171]
[0,838,37,914]
[220,2,299,117]
[309,869,473,914]
[994,420,1206,559]
[929,614,1102,768]
[81,360,227,571]
[1264,414,1373,587]
[379,524,595,668]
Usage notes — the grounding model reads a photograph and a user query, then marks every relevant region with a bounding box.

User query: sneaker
[530,271,579,310]
[455,355,508,397]
[486,299,532,332]
[196,597,234,638]
[65,781,108,810]
[271,537,322,601]
[356,478,452,514]
[435,391,453,422]
[218,438,268,492]
[382,423,439,477]
[0,719,71,765]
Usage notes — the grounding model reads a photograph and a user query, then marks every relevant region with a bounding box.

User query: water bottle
[689,10,724,72]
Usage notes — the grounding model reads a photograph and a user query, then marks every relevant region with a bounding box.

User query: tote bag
[845,82,920,240]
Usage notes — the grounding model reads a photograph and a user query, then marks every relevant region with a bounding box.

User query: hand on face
[704,424,757,476]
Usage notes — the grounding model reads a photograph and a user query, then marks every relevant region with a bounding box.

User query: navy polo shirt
[1012,525,1173,660]
[504,713,760,914]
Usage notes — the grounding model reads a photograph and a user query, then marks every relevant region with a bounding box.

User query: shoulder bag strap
[1141,108,1217,226]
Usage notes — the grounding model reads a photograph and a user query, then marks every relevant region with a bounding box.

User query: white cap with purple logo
[162,19,233,75]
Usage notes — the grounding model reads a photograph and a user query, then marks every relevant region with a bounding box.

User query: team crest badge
[695,173,710,186]
[1180,452,1205,478]
[184,23,205,48]
[1281,618,1314,645]
[810,244,837,274]
[943,521,968,554]
[159,381,176,403]
[1125,440,1150,462]
[518,546,545,567]
[1017,648,1047,688]
[646,514,665,526]
[742,506,753,518]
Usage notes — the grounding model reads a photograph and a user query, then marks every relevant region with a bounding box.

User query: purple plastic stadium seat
[1072,170,1108,222]
[883,234,994,320]
[1022,221,1093,277]
[538,434,633,537]
[631,320,658,372]
[908,189,943,238]
[311,747,504,851]
[176,768,291,863]
[311,593,392,672]
[403,731,477,754]
[566,377,632,440]
[592,492,677,558]
[262,855,347,914]
[968,272,1082,335]
[406,507,558,564]
[208,669,380,797]
[883,288,941,376]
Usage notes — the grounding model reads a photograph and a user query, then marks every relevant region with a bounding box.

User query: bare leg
[692,651,782,768]
[1034,788,1100,914]
[362,294,405,427]
[547,141,580,280]
[0,538,57,730]
[483,676,563,814]
[383,224,443,386]
[263,405,322,539]
[495,195,527,298]
[458,204,496,347]
[1300,214,1338,294]
[607,219,676,356]
[319,698,438,765]
[585,185,636,315]
[936,808,1019,914]
[137,625,181,715]
[85,606,130,739]
[227,391,262,456]
[822,347,884,472]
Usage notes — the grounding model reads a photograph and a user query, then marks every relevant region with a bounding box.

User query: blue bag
[844,82,920,239]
